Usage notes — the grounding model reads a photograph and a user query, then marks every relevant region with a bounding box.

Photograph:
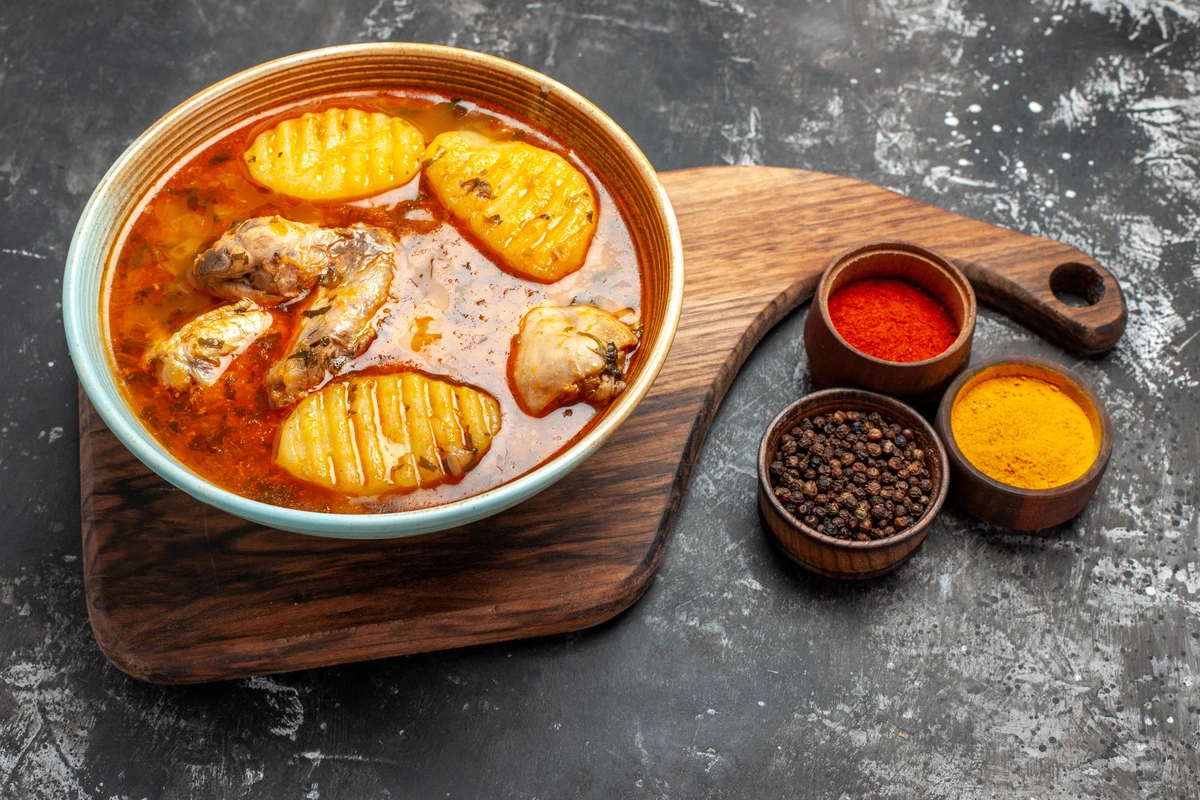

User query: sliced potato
[275,372,502,496]
[244,108,424,201]
[422,131,597,282]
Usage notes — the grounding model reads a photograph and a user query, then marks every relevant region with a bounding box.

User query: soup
[104,90,642,514]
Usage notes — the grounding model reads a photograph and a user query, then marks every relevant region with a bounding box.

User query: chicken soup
[104,90,642,514]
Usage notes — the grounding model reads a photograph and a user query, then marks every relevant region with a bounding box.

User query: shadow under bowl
[758,388,950,580]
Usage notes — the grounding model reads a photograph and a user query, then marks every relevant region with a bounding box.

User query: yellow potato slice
[422,131,597,282]
[244,108,424,201]
[275,372,502,496]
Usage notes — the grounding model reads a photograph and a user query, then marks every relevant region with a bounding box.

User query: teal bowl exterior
[63,44,683,538]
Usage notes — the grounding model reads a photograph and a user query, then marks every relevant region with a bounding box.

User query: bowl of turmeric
[934,356,1113,530]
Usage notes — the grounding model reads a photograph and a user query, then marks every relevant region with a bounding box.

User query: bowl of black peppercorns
[758,388,949,579]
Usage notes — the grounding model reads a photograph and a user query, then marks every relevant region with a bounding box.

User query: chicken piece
[190,216,357,305]
[275,372,502,496]
[510,304,639,416]
[264,224,401,408]
[243,107,425,201]
[143,299,273,391]
[422,131,597,282]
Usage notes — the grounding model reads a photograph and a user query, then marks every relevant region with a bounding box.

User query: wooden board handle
[659,166,1127,358]
[949,242,1126,356]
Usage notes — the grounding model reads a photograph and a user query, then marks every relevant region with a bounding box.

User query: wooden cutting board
[79,166,1126,684]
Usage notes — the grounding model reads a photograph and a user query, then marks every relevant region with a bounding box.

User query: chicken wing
[144,299,273,391]
[265,225,401,407]
[510,304,639,416]
[190,216,352,305]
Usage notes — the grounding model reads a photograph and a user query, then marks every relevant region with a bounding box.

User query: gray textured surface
[2,0,1198,797]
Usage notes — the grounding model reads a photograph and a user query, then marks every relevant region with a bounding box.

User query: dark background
[2,1,1198,797]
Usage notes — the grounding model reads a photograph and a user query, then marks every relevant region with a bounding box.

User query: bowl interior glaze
[64,44,683,538]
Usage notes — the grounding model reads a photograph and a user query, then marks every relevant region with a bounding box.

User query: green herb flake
[288,348,317,367]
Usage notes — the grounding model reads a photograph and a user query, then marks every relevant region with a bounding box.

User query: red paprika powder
[827,277,958,362]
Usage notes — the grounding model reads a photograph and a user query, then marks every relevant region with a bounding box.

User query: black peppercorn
[768,408,934,542]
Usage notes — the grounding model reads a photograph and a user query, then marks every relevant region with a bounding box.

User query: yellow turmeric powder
[950,373,1096,490]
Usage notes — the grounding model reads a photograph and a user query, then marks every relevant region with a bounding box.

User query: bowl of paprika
[804,241,976,410]
[934,355,1113,530]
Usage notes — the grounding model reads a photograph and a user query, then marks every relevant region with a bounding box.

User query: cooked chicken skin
[263,225,401,408]
[190,215,403,407]
[511,304,639,416]
[190,216,349,305]
[144,299,273,391]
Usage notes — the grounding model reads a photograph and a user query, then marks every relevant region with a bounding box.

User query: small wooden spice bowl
[757,388,950,580]
[934,356,1113,530]
[804,241,977,411]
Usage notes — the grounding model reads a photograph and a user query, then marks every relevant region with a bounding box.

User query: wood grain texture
[80,166,1126,683]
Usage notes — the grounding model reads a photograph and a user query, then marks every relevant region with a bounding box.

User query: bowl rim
[933,354,1114,498]
[813,240,977,368]
[757,387,950,550]
[63,43,684,538]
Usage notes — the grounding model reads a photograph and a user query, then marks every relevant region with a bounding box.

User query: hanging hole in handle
[1050,262,1106,308]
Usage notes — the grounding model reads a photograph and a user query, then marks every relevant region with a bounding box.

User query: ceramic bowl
[757,388,950,580]
[934,356,1113,530]
[803,241,976,411]
[63,44,683,538]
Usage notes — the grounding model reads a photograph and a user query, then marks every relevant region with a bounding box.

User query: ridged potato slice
[244,108,425,201]
[422,131,597,282]
[275,372,502,496]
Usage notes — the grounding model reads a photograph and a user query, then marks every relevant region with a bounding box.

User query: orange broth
[103,91,642,513]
